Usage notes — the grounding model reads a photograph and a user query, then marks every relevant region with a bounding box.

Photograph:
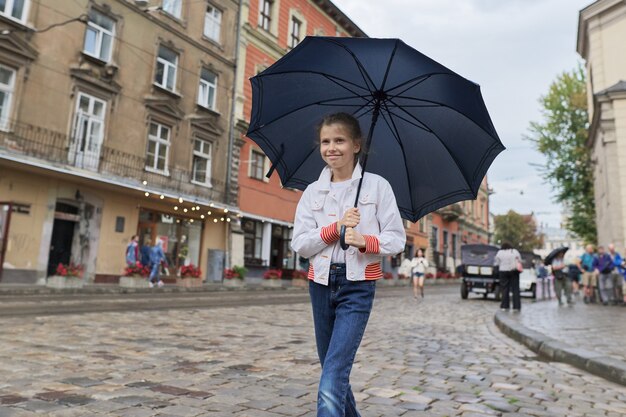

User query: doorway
[47,202,79,276]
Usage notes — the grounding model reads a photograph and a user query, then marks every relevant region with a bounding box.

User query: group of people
[125,235,168,288]
[541,244,626,306]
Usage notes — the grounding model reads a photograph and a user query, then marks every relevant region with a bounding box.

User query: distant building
[535,225,584,265]
[577,0,626,248]
[0,0,240,283]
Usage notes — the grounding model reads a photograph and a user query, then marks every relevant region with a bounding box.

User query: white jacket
[411,256,429,274]
[291,164,406,285]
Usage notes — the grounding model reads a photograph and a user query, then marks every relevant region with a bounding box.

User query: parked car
[519,251,540,299]
[460,244,500,299]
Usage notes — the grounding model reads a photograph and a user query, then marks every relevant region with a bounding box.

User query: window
[203,5,222,43]
[192,139,212,186]
[418,217,425,233]
[243,219,263,262]
[0,65,15,130]
[146,122,170,174]
[258,0,272,31]
[198,68,217,110]
[70,93,106,169]
[250,149,265,180]
[0,0,28,22]
[452,234,458,259]
[83,10,115,62]
[289,16,301,48]
[431,226,439,252]
[443,230,449,256]
[162,0,182,18]
[155,46,178,91]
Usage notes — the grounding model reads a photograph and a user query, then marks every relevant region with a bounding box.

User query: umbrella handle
[339,225,350,250]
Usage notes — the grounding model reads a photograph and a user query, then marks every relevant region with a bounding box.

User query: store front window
[243,218,264,266]
[271,224,295,270]
[137,209,202,273]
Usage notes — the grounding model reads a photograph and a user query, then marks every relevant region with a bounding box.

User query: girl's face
[417,249,423,257]
[319,123,361,173]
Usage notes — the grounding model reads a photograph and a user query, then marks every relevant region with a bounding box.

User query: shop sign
[161,214,174,224]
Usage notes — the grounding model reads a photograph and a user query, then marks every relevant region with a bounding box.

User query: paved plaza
[1,287,626,416]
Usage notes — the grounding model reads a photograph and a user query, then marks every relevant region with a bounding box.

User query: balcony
[437,203,464,222]
[0,120,227,203]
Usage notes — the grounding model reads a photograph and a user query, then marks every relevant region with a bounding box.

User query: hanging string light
[144,192,150,197]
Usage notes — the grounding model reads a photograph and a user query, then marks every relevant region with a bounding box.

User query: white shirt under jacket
[291,163,406,286]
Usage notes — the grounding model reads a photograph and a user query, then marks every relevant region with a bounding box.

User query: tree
[527,65,596,244]
[493,210,543,252]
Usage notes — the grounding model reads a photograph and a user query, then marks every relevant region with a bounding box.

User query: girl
[291,113,405,416]
[411,248,429,298]
[494,242,522,311]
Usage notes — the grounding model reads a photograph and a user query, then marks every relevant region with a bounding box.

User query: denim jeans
[309,263,376,417]
[149,263,160,283]
[499,270,521,310]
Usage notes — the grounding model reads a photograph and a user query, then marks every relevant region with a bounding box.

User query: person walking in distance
[608,244,624,305]
[291,113,405,417]
[125,235,139,267]
[494,242,522,312]
[551,252,572,306]
[594,246,614,305]
[149,239,167,288]
[410,248,429,299]
[578,244,597,304]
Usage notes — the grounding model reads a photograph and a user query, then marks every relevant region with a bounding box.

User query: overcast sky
[332,0,593,229]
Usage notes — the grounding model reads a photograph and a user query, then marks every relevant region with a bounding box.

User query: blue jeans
[309,263,376,417]
[149,263,160,283]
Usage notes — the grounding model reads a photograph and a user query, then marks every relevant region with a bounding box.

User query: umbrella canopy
[544,246,569,266]
[247,36,505,222]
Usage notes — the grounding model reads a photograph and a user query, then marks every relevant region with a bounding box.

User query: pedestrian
[551,252,572,306]
[140,237,152,267]
[594,246,614,305]
[535,262,550,299]
[608,244,624,305]
[291,112,405,417]
[494,242,522,312]
[567,261,582,299]
[578,244,597,304]
[125,235,139,267]
[410,248,429,299]
[149,238,167,288]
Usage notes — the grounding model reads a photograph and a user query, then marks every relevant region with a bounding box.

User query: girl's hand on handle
[344,227,366,249]
[337,208,360,233]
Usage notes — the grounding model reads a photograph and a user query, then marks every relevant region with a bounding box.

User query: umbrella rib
[247,95,368,134]
[351,96,377,119]
[383,106,432,133]
[386,74,432,98]
[379,101,416,216]
[385,72,463,96]
[322,38,377,94]
[387,98,474,193]
[256,71,372,93]
[380,39,400,91]
[389,95,499,142]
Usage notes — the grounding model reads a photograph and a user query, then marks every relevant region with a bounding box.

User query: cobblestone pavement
[1,287,626,416]
[516,296,626,363]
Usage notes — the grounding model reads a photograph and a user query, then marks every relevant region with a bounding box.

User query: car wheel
[461,281,468,299]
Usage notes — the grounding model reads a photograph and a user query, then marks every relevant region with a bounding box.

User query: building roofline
[577,0,626,58]
[313,0,368,38]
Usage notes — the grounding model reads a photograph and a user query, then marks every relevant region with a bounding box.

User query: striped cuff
[321,222,340,244]
[359,235,380,254]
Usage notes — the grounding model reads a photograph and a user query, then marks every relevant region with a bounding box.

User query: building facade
[429,176,491,273]
[577,0,626,249]
[231,0,366,277]
[0,0,240,283]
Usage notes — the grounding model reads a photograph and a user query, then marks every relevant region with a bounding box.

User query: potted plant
[262,268,283,288]
[291,269,308,288]
[224,265,247,288]
[119,263,151,288]
[178,264,203,288]
[47,262,85,289]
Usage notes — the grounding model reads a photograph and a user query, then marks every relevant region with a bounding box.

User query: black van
[460,244,500,299]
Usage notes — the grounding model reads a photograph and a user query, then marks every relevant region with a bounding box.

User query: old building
[577,0,626,248]
[0,0,240,283]
[230,0,366,277]
[429,177,491,273]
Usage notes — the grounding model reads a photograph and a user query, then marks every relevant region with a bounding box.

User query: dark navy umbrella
[247,36,505,247]
[544,246,569,266]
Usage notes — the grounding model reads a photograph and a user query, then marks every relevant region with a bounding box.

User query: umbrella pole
[340,102,382,250]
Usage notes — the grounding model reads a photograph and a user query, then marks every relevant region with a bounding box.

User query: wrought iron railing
[0,119,228,203]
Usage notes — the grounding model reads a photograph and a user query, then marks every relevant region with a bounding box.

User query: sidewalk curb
[494,311,626,386]
[0,278,460,296]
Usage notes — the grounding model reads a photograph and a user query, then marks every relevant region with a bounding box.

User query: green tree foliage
[527,66,596,244]
[494,210,543,252]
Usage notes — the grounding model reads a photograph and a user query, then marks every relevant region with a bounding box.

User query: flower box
[46,275,84,289]
[177,277,203,288]
[262,278,283,288]
[224,278,245,288]
[119,275,151,288]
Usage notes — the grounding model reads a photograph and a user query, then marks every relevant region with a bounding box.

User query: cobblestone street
[1,287,626,417]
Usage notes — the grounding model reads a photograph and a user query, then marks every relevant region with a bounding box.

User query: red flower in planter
[180,264,202,278]
[383,272,393,279]
[263,269,283,279]
[56,262,84,278]
[124,264,150,277]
